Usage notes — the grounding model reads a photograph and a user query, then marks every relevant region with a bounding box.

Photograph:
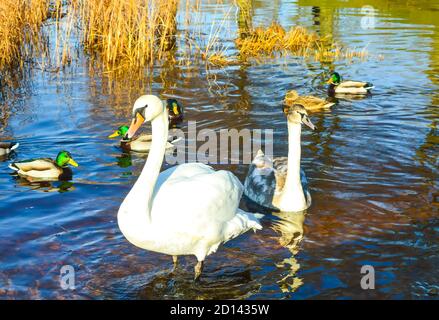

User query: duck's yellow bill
[108,131,120,138]
[173,103,179,115]
[68,158,79,167]
[326,78,333,84]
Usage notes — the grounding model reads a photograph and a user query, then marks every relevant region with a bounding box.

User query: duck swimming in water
[326,72,374,95]
[109,98,183,152]
[109,125,181,153]
[9,151,78,182]
[284,90,335,112]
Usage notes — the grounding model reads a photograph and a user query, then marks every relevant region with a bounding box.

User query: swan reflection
[271,210,306,293]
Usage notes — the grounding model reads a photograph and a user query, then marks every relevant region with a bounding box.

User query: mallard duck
[166,98,184,127]
[109,98,184,153]
[108,125,181,153]
[9,151,78,181]
[326,72,374,95]
[117,95,261,281]
[244,104,314,212]
[284,90,335,112]
[0,142,19,158]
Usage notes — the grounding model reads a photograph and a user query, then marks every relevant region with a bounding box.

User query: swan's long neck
[278,121,306,211]
[121,107,169,225]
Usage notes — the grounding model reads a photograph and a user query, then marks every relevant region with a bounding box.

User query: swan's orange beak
[126,112,145,139]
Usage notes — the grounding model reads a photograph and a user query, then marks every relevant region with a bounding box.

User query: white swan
[243,104,315,212]
[118,95,262,281]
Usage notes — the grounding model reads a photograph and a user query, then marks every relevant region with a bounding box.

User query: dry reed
[0,0,76,73]
[0,0,52,70]
[80,0,179,70]
[0,1,370,78]
[236,22,368,62]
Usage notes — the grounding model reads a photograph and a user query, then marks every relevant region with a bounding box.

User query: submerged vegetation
[0,0,371,82]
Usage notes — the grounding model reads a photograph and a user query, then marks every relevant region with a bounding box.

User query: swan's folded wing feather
[220,208,262,251]
[243,163,277,210]
[300,169,311,206]
[153,163,241,226]
[300,169,309,195]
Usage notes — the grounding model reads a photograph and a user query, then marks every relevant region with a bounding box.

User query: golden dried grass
[0,1,369,77]
[80,0,179,70]
[236,22,368,62]
[0,0,51,70]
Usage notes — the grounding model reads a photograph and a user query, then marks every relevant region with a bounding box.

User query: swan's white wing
[153,162,214,191]
[153,163,240,225]
[149,163,260,259]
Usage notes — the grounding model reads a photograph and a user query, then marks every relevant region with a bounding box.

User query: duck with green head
[166,98,184,127]
[108,98,184,153]
[9,151,78,181]
[326,72,374,95]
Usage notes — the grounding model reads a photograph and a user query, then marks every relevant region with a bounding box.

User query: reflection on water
[272,211,306,294]
[0,0,438,299]
[13,179,75,193]
[115,153,133,169]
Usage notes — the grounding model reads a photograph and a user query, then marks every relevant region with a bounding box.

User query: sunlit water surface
[0,0,438,299]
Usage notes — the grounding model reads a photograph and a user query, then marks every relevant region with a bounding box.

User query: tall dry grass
[0,0,75,73]
[236,22,368,62]
[0,0,52,70]
[0,0,181,72]
[80,0,179,69]
[0,0,370,77]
